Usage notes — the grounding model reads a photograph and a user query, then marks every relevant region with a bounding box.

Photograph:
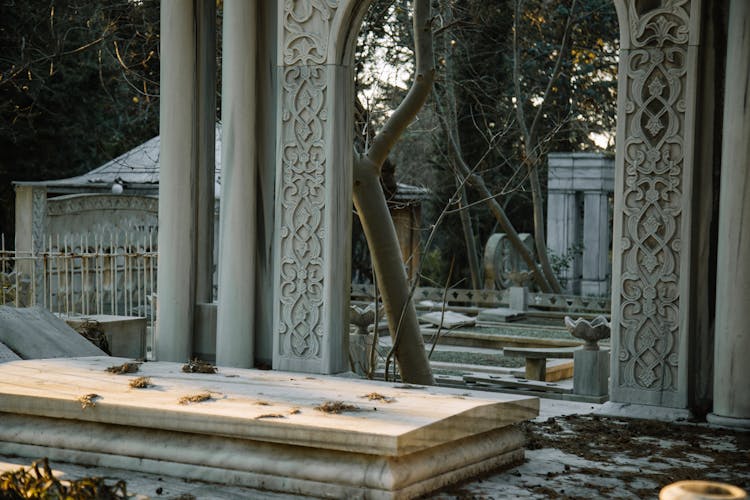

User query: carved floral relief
[616,0,691,393]
[277,1,339,360]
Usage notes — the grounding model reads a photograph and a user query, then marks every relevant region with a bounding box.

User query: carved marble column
[216,0,257,368]
[13,184,47,305]
[609,0,703,410]
[708,0,750,429]
[273,2,351,374]
[156,2,215,362]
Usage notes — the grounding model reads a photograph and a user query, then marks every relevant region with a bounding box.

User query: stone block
[0,306,105,359]
[573,349,609,397]
[65,315,146,359]
[0,357,538,499]
[476,307,525,325]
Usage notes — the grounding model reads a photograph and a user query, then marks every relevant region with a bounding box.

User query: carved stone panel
[611,0,701,408]
[274,0,350,373]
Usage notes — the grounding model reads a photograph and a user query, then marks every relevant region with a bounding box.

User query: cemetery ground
[0,400,747,499]
[0,320,747,499]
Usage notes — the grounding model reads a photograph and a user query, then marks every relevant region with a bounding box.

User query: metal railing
[1,233,157,322]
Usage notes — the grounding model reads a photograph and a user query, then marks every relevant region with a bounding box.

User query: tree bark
[352,0,435,385]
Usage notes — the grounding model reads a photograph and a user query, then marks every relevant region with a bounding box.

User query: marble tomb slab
[420,311,476,328]
[0,306,105,359]
[0,357,538,499]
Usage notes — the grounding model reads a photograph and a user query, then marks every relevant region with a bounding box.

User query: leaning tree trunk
[352,0,435,385]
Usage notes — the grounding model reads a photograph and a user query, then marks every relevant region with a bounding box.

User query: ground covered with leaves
[0,458,130,499]
[440,414,749,499]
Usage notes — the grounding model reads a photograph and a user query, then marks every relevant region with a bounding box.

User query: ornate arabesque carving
[277,1,338,360]
[616,0,690,392]
[47,195,159,216]
[31,189,47,253]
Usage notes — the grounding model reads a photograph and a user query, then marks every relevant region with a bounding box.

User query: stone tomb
[0,306,105,359]
[0,357,538,499]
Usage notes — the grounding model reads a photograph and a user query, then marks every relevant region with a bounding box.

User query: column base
[706,413,750,430]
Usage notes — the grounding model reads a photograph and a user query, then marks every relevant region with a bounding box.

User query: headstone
[0,306,106,359]
[0,341,20,363]
[420,311,476,329]
[476,307,526,325]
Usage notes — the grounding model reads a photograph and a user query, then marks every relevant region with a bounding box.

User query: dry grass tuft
[255,413,286,420]
[314,401,359,414]
[178,392,213,405]
[105,362,141,374]
[129,376,152,389]
[77,393,100,409]
[362,392,396,403]
[288,407,301,415]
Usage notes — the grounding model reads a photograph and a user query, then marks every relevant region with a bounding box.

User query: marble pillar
[272,2,352,374]
[581,192,611,296]
[13,184,46,305]
[708,0,750,429]
[193,0,217,361]
[156,3,214,362]
[546,189,582,294]
[216,0,257,368]
[608,0,703,409]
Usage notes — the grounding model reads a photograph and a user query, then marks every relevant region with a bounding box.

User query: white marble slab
[0,357,538,499]
[420,311,476,328]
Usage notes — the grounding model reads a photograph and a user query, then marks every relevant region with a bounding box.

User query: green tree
[0,0,160,241]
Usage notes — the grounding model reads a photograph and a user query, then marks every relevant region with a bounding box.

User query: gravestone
[0,306,106,359]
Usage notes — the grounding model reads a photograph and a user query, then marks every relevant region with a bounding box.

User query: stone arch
[273,0,715,410]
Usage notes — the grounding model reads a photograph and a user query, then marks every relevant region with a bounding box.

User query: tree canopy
[0,0,160,241]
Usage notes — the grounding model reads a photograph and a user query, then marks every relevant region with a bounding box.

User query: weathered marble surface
[0,307,105,359]
[0,342,20,363]
[0,357,537,498]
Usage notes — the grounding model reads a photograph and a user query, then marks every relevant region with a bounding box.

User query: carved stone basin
[349,303,382,335]
[564,315,611,351]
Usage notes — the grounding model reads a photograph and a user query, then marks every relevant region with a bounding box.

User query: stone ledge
[0,357,538,499]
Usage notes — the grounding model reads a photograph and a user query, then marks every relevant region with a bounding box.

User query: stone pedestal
[65,315,147,359]
[708,0,750,430]
[348,333,374,377]
[573,349,609,397]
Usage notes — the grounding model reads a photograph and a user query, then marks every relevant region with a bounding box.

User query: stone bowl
[564,315,611,351]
